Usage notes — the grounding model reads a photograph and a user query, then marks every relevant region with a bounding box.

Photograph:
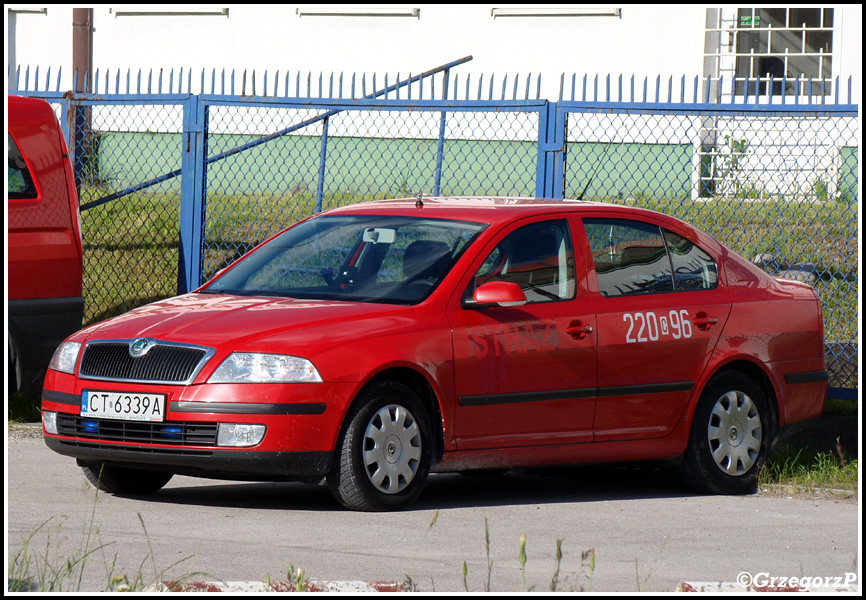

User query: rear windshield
[202,214,486,304]
[8,134,38,200]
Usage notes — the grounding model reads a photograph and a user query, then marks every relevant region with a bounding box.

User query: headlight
[208,353,323,383]
[48,342,82,374]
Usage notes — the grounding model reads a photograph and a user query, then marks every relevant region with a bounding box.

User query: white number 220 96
[623,309,692,343]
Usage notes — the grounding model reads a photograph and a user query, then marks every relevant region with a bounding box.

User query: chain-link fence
[10,68,858,396]
[66,101,186,326]
[562,108,858,391]
[201,104,541,282]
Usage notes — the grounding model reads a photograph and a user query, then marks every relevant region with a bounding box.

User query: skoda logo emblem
[129,338,153,358]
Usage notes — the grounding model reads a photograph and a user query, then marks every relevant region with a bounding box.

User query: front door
[450,216,597,450]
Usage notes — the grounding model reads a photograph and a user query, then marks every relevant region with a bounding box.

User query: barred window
[733,8,833,96]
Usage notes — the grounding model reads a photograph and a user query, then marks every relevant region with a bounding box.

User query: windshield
[202,214,486,304]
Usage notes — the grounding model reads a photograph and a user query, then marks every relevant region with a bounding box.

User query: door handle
[566,323,593,340]
[693,314,718,331]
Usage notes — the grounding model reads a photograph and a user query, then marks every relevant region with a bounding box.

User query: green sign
[740,15,760,27]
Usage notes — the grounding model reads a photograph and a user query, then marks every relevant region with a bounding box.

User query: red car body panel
[41,198,826,487]
[8,95,84,391]
[8,95,83,299]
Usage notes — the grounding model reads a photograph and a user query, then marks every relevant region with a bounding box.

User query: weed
[823,397,857,417]
[760,444,858,492]
[456,519,598,592]
[581,547,596,592]
[8,471,206,592]
[483,516,492,591]
[8,390,42,422]
[518,533,527,592]
[634,537,667,591]
[549,538,563,591]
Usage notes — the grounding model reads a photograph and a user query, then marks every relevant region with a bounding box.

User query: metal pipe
[80,55,473,211]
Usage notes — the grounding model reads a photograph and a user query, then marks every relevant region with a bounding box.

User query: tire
[8,332,23,396]
[79,461,174,494]
[327,381,432,511]
[679,371,773,495]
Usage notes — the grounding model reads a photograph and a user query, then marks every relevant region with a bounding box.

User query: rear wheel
[79,461,173,494]
[327,381,432,511]
[679,371,772,495]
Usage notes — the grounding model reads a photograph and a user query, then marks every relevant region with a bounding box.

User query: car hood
[83,293,413,349]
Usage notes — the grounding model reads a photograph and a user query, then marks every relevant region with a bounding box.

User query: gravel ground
[7,422,44,440]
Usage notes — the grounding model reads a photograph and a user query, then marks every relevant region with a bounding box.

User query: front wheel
[679,371,773,495]
[327,381,432,511]
[79,461,173,494]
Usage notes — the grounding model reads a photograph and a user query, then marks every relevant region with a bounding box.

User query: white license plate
[81,391,166,422]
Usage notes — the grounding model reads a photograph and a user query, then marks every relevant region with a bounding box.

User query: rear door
[578,216,731,442]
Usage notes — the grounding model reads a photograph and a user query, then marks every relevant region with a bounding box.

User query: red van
[7,95,84,394]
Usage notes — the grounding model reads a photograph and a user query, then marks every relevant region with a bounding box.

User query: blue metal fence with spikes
[9,61,858,398]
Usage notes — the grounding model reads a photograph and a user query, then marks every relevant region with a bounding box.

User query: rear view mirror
[466,281,527,308]
[362,228,396,244]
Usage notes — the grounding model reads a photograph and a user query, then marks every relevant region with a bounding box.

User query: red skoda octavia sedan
[42,198,827,510]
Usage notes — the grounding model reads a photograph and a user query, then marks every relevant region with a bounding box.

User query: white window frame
[706,7,834,99]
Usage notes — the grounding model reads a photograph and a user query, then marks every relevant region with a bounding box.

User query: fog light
[160,425,183,440]
[43,411,58,435]
[217,423,266,447]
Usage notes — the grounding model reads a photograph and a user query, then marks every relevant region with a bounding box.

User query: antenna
[577,142,612,201]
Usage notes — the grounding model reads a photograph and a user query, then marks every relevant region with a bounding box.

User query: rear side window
[8,134,38,200]
[663,230,718,291]
[583,218,717,297]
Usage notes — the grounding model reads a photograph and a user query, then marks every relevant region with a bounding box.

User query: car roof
[322,196,667,226]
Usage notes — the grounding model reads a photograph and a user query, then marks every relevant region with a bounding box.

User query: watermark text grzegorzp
[737,571,858,591]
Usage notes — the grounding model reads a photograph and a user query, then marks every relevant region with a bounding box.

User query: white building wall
[8,5,713,99]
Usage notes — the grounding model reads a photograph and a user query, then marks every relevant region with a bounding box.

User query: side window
[584,218,718,297]
[583,219,673,297]
[663,230,718,291]
[8,134,38,200]
[472,219,575,303]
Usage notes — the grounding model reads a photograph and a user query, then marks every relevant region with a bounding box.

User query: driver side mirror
[464,281,527,309]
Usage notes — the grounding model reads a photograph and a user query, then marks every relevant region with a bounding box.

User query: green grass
[760,444,858,492]
[822,397,858,417]
[75,187,859,387]
[8,493,207,592]
[8,390,42,423]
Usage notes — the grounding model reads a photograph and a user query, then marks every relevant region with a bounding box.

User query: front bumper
[41,372,359,480]
[44,436,331,480]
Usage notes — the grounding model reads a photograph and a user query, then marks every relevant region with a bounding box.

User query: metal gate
[9,64,858,398]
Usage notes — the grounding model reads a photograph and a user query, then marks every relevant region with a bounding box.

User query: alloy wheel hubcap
[707,390,762,476]
[363,404,422,494]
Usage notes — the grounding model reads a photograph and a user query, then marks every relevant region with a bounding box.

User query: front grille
[79,340,212,384]
[57,414,218,446]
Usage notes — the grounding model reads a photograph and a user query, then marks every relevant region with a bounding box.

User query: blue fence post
[433,68,451,196]
[551,103,567,199]
[535,102,549,197]
[316,116,329,213]
[536,101,564,198]
[177,95,207,293]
